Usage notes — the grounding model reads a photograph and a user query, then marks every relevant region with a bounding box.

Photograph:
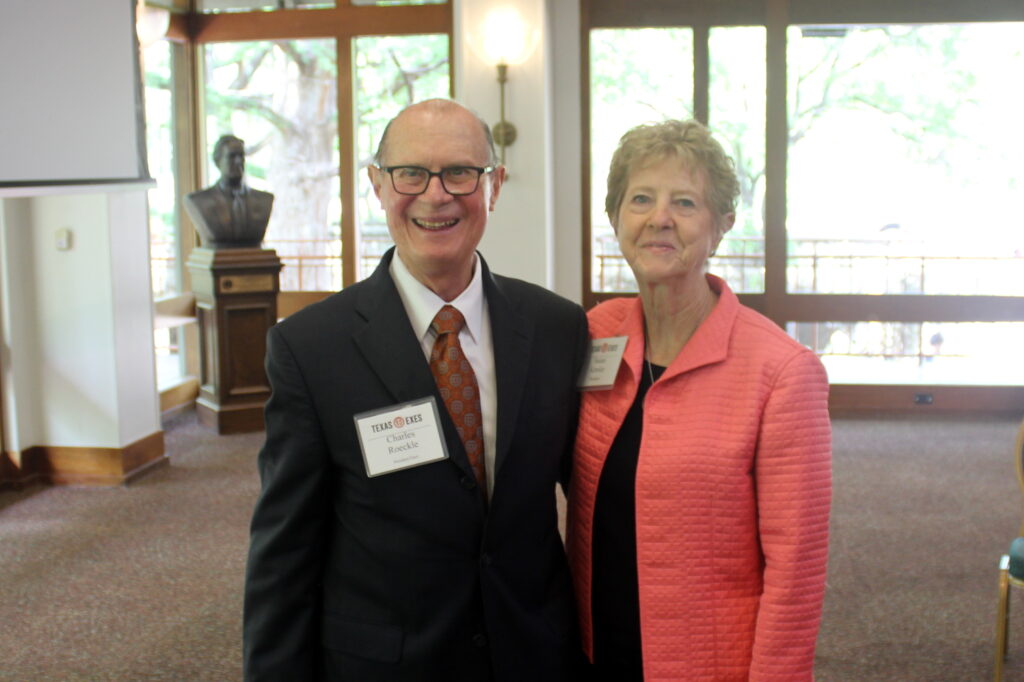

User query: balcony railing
[150,235,396,295]
[154,234,1023,298]
[592,234,1024,296]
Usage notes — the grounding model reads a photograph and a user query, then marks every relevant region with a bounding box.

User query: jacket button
[472,633,488,648]
[459,475,476,491]
[480,553,493,567]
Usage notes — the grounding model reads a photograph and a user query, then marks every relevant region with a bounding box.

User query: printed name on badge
[578,335,629,391]
[354,397,449,477]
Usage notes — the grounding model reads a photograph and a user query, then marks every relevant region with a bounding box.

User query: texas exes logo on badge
[369,412,424,434]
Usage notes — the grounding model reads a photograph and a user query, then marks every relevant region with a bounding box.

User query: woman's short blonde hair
[605,119,740,238]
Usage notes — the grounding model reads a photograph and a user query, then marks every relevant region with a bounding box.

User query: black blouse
[590,360,665,682]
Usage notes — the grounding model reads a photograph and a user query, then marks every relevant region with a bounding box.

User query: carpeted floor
[0,410,1022,680]
[818,412,1024,681]
[0,410,263,681]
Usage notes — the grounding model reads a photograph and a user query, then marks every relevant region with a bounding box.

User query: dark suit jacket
[243,248,588,681]
[183,183,273,248]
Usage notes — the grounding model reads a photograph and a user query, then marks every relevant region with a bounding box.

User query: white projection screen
[0,0,149,187]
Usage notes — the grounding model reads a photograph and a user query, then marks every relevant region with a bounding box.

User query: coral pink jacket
[568,275,831,681]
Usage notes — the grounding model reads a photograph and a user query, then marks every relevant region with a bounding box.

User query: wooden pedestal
[187,247,283,434]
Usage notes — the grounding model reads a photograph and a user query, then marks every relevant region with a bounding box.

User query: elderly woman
[568,120,832,681]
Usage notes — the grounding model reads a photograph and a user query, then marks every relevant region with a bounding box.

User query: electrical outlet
[55,227,72,251]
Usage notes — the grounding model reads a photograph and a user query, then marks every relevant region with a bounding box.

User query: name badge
[354,397,450,477]
[578,336,629,391]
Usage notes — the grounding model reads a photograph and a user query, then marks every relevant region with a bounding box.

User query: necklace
[642,321,656,386]
[644,344,656,386]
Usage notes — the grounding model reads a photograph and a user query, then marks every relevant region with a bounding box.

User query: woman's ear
[711,212,735,255]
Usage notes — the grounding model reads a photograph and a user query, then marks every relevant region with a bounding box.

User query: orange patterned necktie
[429,305,486,495]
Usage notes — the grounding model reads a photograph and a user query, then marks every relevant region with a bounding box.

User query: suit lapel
[353,249,481,486]
[352,251,436,405]
[483,262,533,480]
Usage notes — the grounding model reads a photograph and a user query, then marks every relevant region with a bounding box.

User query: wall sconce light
[479,7,537,166]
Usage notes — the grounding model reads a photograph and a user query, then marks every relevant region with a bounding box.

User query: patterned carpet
[0,410,1021,681]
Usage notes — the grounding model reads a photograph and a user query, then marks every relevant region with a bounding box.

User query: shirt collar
[389,250,484,344]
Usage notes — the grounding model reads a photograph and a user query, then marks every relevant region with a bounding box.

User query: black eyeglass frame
[379,165,495,196]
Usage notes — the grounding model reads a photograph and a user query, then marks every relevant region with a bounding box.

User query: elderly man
[243,99,588,681]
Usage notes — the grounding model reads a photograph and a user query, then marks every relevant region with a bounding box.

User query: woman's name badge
[354,397,450,477]
[578,336,629,391]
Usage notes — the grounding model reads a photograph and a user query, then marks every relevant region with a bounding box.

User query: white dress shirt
[389,251,497,496]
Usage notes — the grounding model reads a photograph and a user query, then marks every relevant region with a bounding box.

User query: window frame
[580,0,1024,411]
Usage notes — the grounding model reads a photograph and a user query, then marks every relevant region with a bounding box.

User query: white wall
[108,190,162,446]
[0,198,43,451]
[0,189,159,451]
[0,0,160,455]
[548,0,583,302]
[455,0,583,301]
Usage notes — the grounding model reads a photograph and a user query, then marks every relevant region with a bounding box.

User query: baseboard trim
[0,450,43,491]
[3,431,167,487]
[829,385,1024,414]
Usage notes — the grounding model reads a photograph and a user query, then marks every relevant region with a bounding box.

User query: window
[203,39,342,291]
[786,23,1024,297]
[582,0,1024,402]
[143,37,187,390]
[189,1,452,315]
[792,321,1024,385]
[354,34,451,280]
[709,26,766,294]
[588,28,693,294]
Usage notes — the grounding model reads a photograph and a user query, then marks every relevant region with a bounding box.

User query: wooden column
[187,247,282,434]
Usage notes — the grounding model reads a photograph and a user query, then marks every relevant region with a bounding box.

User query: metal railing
[150,235,1020,372]
[150,235,395,294]
[154,235,1023,297]
[786,238,1024,295]
[592,234,1023,296]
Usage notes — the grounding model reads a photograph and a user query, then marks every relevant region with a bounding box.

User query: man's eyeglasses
[380,165,494,196]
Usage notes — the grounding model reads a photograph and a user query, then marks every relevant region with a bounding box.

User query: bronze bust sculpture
[184,135,274,249]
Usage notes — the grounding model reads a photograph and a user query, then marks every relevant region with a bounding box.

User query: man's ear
[368,165,384,201]
[487,166,507,211]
